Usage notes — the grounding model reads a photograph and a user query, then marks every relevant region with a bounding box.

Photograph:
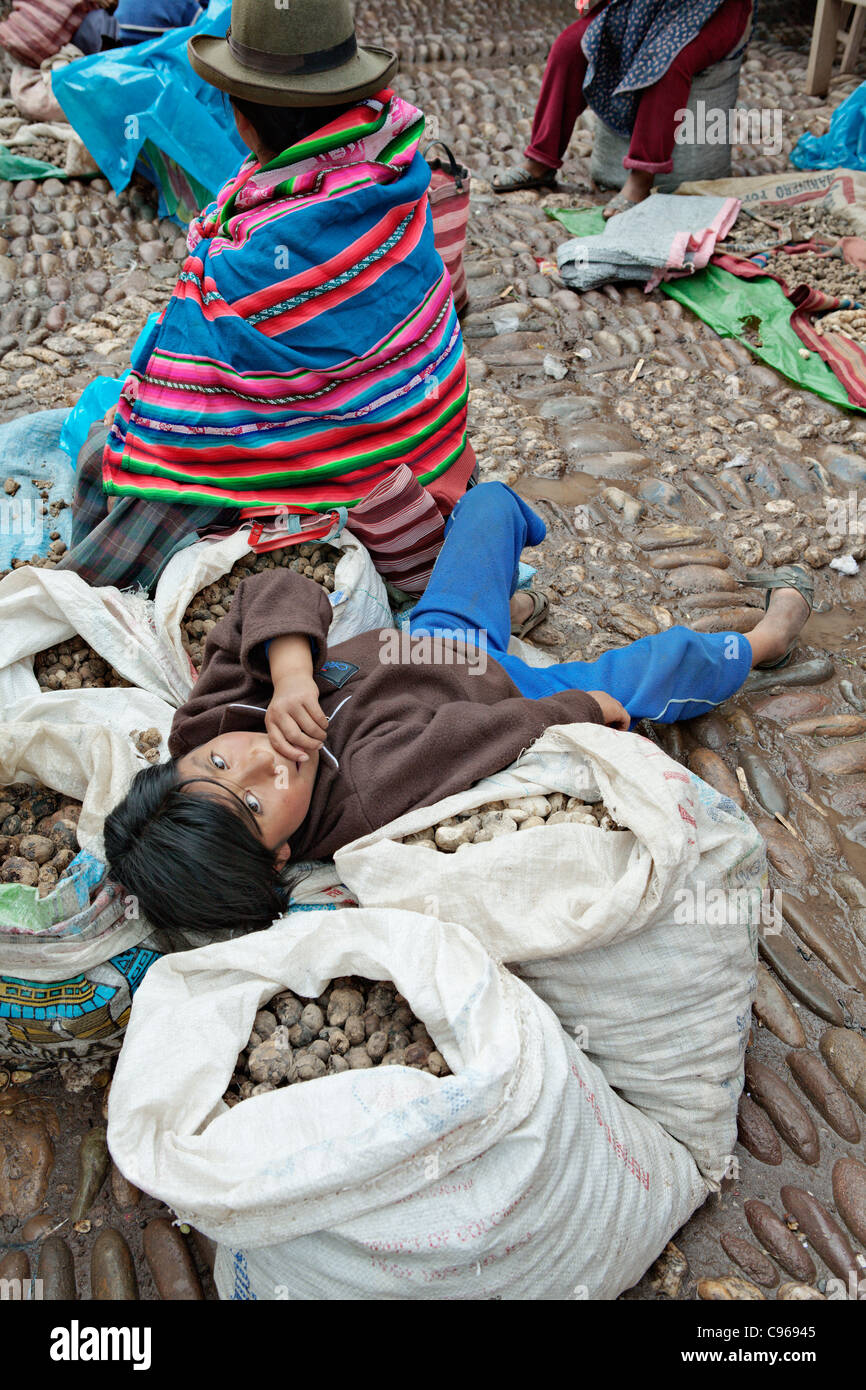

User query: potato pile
[129,728,163,764]
[768,249,865,303]
[0,782,81,896]
[34,636,131,691]
[400,793,622,852]
[223,976,451,1105]
[724,201,858,262]
[777,203,857,243]
[815,305,866,347]
[181,542,341,671]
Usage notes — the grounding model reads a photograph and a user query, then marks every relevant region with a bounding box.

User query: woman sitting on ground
[491,0,754,216]
[103,481,813,936]
[57,0,476,593]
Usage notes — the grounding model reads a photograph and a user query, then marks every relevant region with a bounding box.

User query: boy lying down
[105,483,812,935]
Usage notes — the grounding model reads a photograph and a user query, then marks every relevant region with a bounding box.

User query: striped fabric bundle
[426,148,471,315]
[0,0,102,66]
[344,463,446,594]
[103,91,475,519]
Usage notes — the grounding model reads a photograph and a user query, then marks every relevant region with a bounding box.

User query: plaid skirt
[55,425,226,592]
[56,427,481,594]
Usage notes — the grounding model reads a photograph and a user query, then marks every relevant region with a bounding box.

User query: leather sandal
[602,189,643,219]
[511,587,550,639]
[741,563,815,669]
[492,165,557,195]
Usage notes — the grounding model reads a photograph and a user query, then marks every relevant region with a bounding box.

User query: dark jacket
[169,569,604,859]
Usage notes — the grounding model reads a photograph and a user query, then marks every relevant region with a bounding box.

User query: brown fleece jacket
[168,569,604,860]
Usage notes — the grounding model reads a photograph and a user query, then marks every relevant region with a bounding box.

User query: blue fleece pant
[410,482,753,725]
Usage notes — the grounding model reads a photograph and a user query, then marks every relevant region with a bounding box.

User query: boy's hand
[586,690,630,730]
[266,675,328,762]
[265,633,328,762]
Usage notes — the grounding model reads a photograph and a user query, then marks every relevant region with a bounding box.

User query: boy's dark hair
[103,759,293,936]
[230,96,359,160]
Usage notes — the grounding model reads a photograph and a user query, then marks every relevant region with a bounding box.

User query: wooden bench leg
[841,4,866,72]
[806,0,845,95]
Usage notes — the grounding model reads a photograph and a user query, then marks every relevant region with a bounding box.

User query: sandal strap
[511,588,549,638]
[493,166,555,192]
[742,565,814,614]
[603,190,641,215]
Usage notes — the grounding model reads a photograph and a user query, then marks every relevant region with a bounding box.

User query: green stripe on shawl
[103,435,468,508]
[115,386,469,488]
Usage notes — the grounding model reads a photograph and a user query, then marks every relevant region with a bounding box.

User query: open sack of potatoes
[0,721,172,1066]
[335,723,766,1181]
[0,718,259,1067]
[0,527,391,722]
[106,908,708,1301]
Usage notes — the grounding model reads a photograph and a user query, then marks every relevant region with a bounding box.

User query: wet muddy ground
[1,0,866,1299]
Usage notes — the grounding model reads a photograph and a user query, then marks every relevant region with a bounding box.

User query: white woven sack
[677,168,866,237]
[0,529,391,718]
[106,908,706,1301]
[0,721,154,976]
[0,566,187,711]
[153,528,392,692]
[335,725,763,1179]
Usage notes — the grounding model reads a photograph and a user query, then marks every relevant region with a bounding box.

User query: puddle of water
[827,802,866,882]
[801,606,866,658]
[514,473,605,508]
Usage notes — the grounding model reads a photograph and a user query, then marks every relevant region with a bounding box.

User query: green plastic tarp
[547,206,606,238]
[0,146,67,181]
[660,265,864,413]
[546,205,865,413]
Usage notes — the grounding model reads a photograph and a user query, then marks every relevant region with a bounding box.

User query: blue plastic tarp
[792,80,866,171]
[52,0,245,219]
[0,410,74,570]
[59,376,123,465]
[59,312,160,464]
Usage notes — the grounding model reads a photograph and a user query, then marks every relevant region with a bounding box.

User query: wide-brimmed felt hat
[188,0,398,108]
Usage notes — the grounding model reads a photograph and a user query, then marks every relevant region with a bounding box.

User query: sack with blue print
[0,722,167,1067]
[0,718,352,1066]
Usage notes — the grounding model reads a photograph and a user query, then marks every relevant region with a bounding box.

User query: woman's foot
[492,158,557,194]
[747,586,813,670]
[603,169,654,218]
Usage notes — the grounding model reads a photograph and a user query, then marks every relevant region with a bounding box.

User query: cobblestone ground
[2,0,866,1301]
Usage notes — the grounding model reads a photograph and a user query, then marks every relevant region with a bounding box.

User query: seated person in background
[72,0,205,53]
[491,0,753,216]
[104,481,812,935]
[57,0,476,593]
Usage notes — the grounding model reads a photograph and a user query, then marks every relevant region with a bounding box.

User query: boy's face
[176,732,318,867]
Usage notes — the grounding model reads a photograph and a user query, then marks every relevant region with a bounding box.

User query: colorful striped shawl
[102,91,470,513]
